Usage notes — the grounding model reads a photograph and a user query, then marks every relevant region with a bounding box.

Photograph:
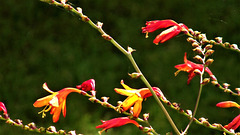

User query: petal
[33,94,56,107]
[62,100,67,117]
[52,106,61,123]
[120,80,136,90]
[132,98,143,117]
[216,101,240,108]
[77,79,95,91]
[142,20,178,33]
[114,88,137,97]
[49,96,59,107]
[153,26,181,44]
[121,95,140,111]
[187,71,196,84]
[224,114,240,130]
[43,83,54,93]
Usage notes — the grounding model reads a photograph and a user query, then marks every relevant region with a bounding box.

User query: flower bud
[224,42,230,48]
[68,130,77,135]
[223,83,230,89]
[193,69,202,75]
[205,49,214,57]
[187,37,196,43]
[204,44,213,50]
[97,21,103,28]
[188,28,194,35]
[215,37,222,43]
[47,126,57,133]
[76,7,82,14]
[28,122,37,130]
[201,78,210,85]
[127,46,136,54]
[192,46,203,54]
[128,72,142,79]
[143,113,149,121]
[102,34,112,41]
[81,15,89,22]
[205,59,214,66]
[192,42,200,48]
[211,81,220,87]
[101,97,109,102]
[186,110,192,116]
[58,130,66,134]
[231,44,239,50]
[193,55,203,63]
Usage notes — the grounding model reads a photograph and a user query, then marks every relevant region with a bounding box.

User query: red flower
[224,114,240,131]
[33,83,82,123]
[76,79,95,91]
[216,101,240,131]
[142,19,189,44]
[96,117,140,134]
[174,53,216,84]
[115,80,162,117]
[0,102,7,114]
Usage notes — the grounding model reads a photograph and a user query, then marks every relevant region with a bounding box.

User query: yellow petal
[120,80,136,90]
[121,95,140,111]
[49,96,59,107]
[33,94,55,107]
[114,88,137,96]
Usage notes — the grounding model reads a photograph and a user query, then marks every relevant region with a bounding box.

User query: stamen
[174,70,181,76]
[38,105,52,118]
[145,32,149,38]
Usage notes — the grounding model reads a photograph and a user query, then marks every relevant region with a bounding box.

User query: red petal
[216,101,240,108]
[0,102,7,114]
[225,114,240,130]
[153,26,181,44]
[142,20,178,33]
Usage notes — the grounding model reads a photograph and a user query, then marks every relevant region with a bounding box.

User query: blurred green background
[0,0,239,134]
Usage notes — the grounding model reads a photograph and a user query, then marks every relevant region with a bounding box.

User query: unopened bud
[204,44,213,50]
[81,15,89,22]
[235,88,240,95]
[224,42,230,48]
[187,37,196,43]
[193,55,203,63]
[143,113,149,121]
[14,119,23,125]
[127,46,136,54]
[128,72,142,79]
[97,22,103,28]
[192,42,200,48]
[76,7,82,14]
[212,123,224,130]
[101,97,109,102]
[28,122,37,130]
[211,81,220,87]
[209,40,215,44]
[205,49,214,57]
[102,34,112,41]
[215,37,222,43]
[201,78,210,85]
[194,31,201,37]
[223,83,230,89]
[205,59,214,66]
[188,28,194,35]
[47,126,57,133]
[231,44,239,50]
[192,46,203,54]
[68,130,76,135]
[186,110,192,116]
[58,130,66,134]
[142,127,151,133]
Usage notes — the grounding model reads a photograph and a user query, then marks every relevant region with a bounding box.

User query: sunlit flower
[142,19,189,44]
[0,102,7,114]
[115,80,162,117]
[96,117,139,134]
[76,79,95,91]
[33,83,81,123]
[216,101,240,131]
[174,52,216,84]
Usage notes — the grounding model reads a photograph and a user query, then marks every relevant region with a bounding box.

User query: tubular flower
[115,80,162,117]
[216,101,240,131]
[216,101,240,109]
[0,102,7,114]
[96,117,140,134]
[142,19,189,44]
[76,79,95,91]
[174,52,216,84]
[33,83,82,123]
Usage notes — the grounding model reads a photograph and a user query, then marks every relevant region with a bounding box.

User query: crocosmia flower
[216,101,240,131]
[174,52,216,84]
[33,83,81,123]
[0,102,7,114]
[115,80,162,117]
[96,117,139,134]
[142,19,189,44]
[76,79,95,91]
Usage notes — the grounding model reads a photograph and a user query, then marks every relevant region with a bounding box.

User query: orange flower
[174,52,216,84]
[142,19,189,44]
[0,102,7,114]
[115,80,162,117]
[33,83,81,123]
[216,101,240,131]
[96,117,139,134]
[216,101,240,109]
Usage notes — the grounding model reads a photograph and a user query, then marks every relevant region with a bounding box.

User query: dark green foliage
[0,0,239,134]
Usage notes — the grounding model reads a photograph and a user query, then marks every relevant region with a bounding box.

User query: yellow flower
[115,80,161,117]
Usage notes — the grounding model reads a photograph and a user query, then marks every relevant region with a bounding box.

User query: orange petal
[33,94,55,107]
[120,80,136,90]
[132,98,143,117]
[121,95,140,111]
[52,106,61,123]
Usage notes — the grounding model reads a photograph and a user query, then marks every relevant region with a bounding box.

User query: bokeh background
[0,0,239,134]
